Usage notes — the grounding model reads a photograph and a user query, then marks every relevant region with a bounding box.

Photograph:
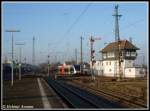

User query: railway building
[93,40,146,78]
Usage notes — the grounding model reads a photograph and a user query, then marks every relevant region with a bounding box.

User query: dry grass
[69,75,148,107]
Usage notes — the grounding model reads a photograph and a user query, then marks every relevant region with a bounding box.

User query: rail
[44,77,124,108]
[70,80,147,108]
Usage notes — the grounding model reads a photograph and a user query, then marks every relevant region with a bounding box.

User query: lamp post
[15,42,25,80]
[5,29,20,86]
[48,55,50,76]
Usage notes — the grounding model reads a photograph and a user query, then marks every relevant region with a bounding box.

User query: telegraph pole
[24,57,26,64]
[143,55,145,67]
[54,55,57,63]
[80,36,83,74]
[75,48,77,64]
[113,4,122,42]
[32,36,35,75]
[5,29,20,86]
[48,55,50,76]
[129,37,132,43]
[32,36,35,65]
[112,4,122,81]
[15,42,25,80]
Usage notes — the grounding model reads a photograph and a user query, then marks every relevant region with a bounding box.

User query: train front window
[74,65,80,71]
[70,67,74,73]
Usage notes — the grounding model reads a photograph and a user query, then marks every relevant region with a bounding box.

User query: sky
[2,2,148,65]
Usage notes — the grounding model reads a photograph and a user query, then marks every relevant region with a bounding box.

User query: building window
[109,69,111,72]
[126,51,130,56]
[131,52,136,56]
[107,52,114,58]
[97,63,99,66]
[106,62,108,65]
[103,53,107,58]
[109,62,111,65]
[115,61,117,65]
[102,63,103,66]
[129,69,131,72]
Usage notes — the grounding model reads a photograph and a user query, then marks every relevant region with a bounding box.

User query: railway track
[44,77,124,108]
[69,79,147,108]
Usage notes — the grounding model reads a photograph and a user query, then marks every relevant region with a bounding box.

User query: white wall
[93,59,145,78]
[135,68,146,77]
[103,60,116,77]
[94,60,123,77]
[122,59,134,77]
[94,61,103,70]
[125,67,146,78]
[93,61,103,76]
[125,68,135,78]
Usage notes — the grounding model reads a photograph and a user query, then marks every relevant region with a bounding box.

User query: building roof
[101,40,139,52]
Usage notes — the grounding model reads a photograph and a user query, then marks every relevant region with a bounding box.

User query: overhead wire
[102,18,145,42]
[50,3,93,61]
[121,18,144,32]
[64,3,92,37]
[48,3,145,63]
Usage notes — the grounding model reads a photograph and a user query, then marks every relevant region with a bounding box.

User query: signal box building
[93,40,146,78]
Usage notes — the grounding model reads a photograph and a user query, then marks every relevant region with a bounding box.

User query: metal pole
[16,43,25,80]
[32,37,35,75]
[90,36,92,62]
[19,47,21,80]
[48,55,50,76]
[75,48,77,64]
[11,32,14,86]
[32,37,35,65]
[118,41,121,80]
[143,55,145,66]
[112,5,122,80]
[90,36,94,80]
[5,29,20,86]
[15,43,25,80]
[24,57,26,64]
[19,47,21,63]
[113,4,122,42]
[80,36,83,74]
[55,56,57,63]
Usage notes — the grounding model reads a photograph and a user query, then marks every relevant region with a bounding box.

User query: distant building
[4,59,12,64]
[63,61,75,67]
[93,40,146,78]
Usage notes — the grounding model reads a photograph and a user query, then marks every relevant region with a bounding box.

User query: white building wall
[103,60,116,77]
[94,61,103,70]
[93,59,145,78]
[93,61,103,76]
[125,67,146,78]
[95,60,124,77]
[103,59,134,77]
[135,68,146,77]
[135,68,141,77]
[122,59,134,77]
[125,68,136,78]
